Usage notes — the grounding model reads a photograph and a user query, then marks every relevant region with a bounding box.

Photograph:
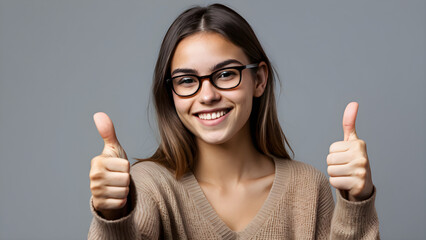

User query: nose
[198,78,221,104]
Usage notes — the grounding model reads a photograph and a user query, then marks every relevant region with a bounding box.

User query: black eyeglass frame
[166,63,260,97]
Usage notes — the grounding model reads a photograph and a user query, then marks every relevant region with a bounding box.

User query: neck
[194,123,273,188]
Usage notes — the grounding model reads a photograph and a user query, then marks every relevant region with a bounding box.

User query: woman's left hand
[326,102,374,201]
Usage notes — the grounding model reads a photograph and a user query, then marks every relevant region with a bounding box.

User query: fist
[327,102,374,201]
[89,112,130,219]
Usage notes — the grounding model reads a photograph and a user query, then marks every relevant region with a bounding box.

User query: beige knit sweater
[88,158,379,239]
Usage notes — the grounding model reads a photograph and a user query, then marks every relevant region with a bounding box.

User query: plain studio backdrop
[0,0,425,239]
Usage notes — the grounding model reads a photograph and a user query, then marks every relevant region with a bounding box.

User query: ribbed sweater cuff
[88,196,137,239]
[88,179,138,239]
[332,186,379,238]
[90,196,135,224]
[335,186,376,218]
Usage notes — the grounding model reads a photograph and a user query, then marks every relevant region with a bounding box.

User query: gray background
[0,0,425,239]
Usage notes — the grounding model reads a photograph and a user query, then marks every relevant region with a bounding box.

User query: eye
[175,76,198,86]
[217,70,237,80]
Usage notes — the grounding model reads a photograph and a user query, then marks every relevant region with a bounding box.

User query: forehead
[171,32,249,73]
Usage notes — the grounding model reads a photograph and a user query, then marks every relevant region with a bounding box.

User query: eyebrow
[171,59,243,76]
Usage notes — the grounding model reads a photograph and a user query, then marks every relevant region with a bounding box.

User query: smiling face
[170,32,267,145]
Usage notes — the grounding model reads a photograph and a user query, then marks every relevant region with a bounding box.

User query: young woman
[88,4,379,239]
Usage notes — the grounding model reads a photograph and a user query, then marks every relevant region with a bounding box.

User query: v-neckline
[181,158,286,239]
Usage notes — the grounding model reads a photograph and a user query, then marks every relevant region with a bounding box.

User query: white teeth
[198,110,227,120]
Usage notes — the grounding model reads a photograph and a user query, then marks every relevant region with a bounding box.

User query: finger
[103,172,130,187]
[104,158,130,173]
[327,164,353,177]
[94,112,119,146]
[326,152,352,165]
[93,112,127,159]
[329,176,356,191]
[101,186,129,199]
[91,184,129,199]
[329,141,351,153]
[94,198,127,210]
[342,102,359,141]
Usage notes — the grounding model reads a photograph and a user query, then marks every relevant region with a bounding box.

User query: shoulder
[276,158,329,187]
[129,160,178,193]
[131,160,174,176]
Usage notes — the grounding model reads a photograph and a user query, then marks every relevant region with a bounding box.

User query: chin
[197,133,230,145]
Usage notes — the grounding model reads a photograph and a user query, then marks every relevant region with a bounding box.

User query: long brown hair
[136,3,294,179]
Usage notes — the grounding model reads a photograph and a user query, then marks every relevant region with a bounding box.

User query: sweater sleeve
[315,172,380,240]
[87,196,138,240]
[330,186,380,239]
[87,178,161,240]
[315,175,335,239]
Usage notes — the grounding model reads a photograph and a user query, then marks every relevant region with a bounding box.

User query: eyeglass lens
[172,68,241,96]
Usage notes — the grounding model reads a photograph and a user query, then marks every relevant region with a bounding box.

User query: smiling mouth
[196,108,231,120]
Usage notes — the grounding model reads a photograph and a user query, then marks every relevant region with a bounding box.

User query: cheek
[172,95,190,120]
[237,85,255,109]
[224,91,254,116]
[242,96,254,116]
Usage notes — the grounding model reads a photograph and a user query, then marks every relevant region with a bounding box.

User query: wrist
[346,185,375,202]
[98,205,128,220]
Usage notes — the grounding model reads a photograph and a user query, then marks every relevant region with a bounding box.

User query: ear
[253,61,268,97]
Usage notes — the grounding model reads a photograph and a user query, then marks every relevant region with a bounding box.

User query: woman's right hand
[90,112,130,220]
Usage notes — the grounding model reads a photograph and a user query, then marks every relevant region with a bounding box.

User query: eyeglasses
[166,63,259,97]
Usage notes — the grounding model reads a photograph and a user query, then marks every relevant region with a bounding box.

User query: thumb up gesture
[89,112,131,219]
[327,102,374,201]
